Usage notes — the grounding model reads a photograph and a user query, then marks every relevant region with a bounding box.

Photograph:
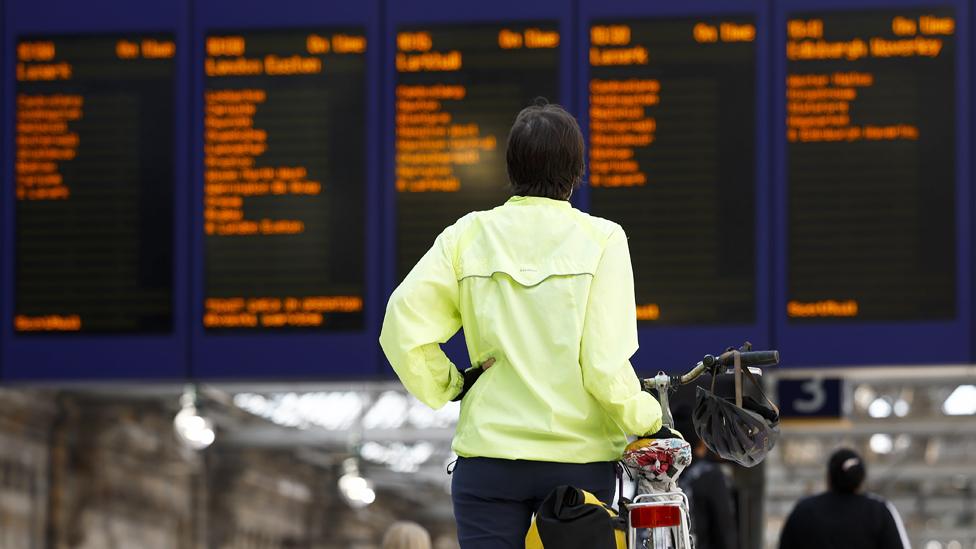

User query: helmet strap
[710,349,781,417]
[734,350,743,408]
[738,357,780,417]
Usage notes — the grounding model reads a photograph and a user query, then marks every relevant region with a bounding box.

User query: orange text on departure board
[203,32,365,237]
[588,78,658,187]
[498,28,559,49]
[205,33,363,77]
[16,41,72,81]
[115,38,176,59]
[588,26,662,186]
[394,27,558,191]
[16,36,176,203]
[394,82,498,192]
[587,24,678,187]
[787,299,859,318]
[692,22,756,43]
[396,31,462,72]
[204,86,323,236]
[204,296,363,328]
[16,93,81,201]
[786,15,952,61]
[786,70,920,143]
[636,304,661,321]
[589,20,753,189]
[590,25,648,66]
[784,15,950,144]
[15,314,82,331]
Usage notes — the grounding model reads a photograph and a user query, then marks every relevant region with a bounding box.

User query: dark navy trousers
[451,457,616,549]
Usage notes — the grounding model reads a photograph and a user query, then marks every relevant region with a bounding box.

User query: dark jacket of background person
[778,492,909,549]
[778,448,910,549]
[675,413,738,549]
[678,459,739,549]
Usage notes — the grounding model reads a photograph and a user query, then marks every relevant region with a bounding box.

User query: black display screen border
[200,25,370,335]
[771,0,972,366]
[13,31,178,336]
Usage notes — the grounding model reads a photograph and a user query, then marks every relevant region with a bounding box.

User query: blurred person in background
[778,448,910,549]
[434,534,461,549]
[675,410,738,549]
[380,99,665,548]
[382,521,433,549]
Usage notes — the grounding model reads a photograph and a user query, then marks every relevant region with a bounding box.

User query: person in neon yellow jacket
[380,100,663,548]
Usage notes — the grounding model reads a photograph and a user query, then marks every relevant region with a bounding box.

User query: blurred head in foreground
[382,521,432,549]
[827,448,866,494]
[506,97,585,201]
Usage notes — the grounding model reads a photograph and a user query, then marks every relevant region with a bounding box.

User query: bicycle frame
[626,373,690,549]
[649,372,677,429]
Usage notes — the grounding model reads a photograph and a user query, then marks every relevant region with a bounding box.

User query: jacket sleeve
[879,499,911,549]
[379,228,464,409]
[579,227,662,436]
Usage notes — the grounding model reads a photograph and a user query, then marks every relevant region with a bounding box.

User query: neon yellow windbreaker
[380,195,662,462]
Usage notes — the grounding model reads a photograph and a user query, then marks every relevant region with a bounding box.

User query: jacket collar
[506,195,571,208]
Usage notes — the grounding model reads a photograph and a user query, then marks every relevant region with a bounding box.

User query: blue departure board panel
[577,0,772,373]
[1,0,190,380]
[772,0,971,366]
[190,0,382,379]
[1,0,975,382]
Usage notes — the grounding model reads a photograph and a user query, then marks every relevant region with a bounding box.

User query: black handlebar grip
[738,350,779,367]
[717,350,779,367]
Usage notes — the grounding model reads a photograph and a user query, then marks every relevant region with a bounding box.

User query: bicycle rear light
[630,505,682,529]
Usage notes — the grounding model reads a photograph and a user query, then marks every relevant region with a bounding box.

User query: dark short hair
[506,98,584,200]
[828,448,866,494]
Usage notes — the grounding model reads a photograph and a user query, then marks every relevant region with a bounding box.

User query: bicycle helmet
[693,354,780,467]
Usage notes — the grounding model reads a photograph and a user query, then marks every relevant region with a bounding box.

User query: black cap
[828,448,866,494]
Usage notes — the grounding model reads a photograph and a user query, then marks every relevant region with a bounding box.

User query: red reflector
[630,505,681,529]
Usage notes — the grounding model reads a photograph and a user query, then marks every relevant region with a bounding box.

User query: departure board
[14,34,175,333]
[394,23,560,278]
[587,18,757,325]
[203,29,367,331]
[786,10,956,322]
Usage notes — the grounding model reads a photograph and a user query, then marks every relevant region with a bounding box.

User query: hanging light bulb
[338,457,376,509]
[174,385,216,451]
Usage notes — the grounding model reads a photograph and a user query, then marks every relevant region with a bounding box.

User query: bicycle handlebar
[640,345,780,426]
[712,350,779,368]
[675,349,780,386]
